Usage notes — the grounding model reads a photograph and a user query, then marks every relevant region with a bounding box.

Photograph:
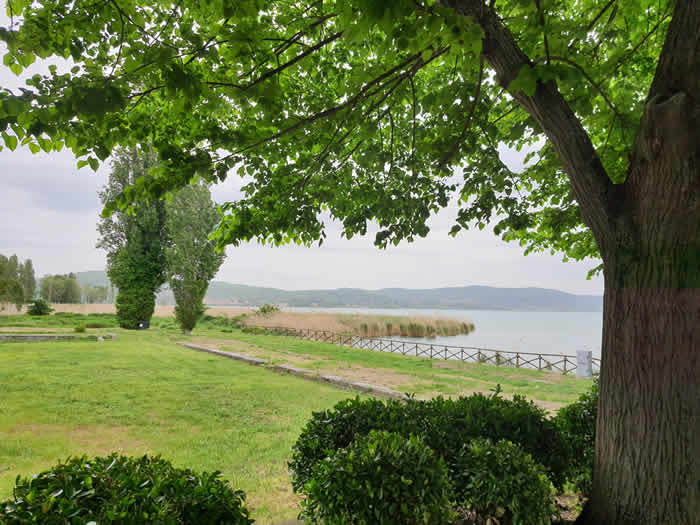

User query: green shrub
[74,324,86,333]
[302,431,453,525]
[290,393,569,494]
[555,379,598,494]
[290,397,400,493]
[256,303,279,315]
[85,321,107,329]
[408,393,568,488]
[452,439,555,525]
[26,299,52,316]
[0,454,254,524]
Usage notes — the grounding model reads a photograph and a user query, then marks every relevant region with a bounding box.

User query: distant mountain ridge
[76,271,602,312]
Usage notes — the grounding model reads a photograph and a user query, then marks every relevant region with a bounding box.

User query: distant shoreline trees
[39,273,81,304]
[0,254,37,310]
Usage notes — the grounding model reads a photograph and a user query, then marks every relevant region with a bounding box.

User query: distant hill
[76,271,602,312]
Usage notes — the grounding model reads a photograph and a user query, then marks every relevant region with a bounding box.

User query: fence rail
[247,326,601,375]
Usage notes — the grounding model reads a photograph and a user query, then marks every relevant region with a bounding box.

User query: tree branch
[444,0,616,244]
[441,55,484,167]
[533,55,621,120]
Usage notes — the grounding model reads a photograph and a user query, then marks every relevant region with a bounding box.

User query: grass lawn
[0,327,356,523]
[0,313,592,522]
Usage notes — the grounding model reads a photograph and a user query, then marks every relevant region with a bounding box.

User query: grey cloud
[1,147,108,213]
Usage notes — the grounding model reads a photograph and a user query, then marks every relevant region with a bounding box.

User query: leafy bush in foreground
[290,393,569,493]
[0,454,254,524]
[555,379,599,494]
[26,298,52,315]
[452,439,555,525]
[302,431,453,525]
[74,324,86,333]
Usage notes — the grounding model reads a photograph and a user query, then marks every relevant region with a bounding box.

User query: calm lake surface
[285,307,603,358]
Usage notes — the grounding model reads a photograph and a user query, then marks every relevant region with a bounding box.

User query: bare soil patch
[319,365,420,392]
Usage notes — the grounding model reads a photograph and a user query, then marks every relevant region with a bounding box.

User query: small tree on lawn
[166,181,226,335]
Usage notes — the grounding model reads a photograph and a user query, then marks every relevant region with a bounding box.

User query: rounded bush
[555,379,598,494]
[289,397,406,493]
[26,299,52,316]
[302,431,453,525]
[0,454,254,524]
[74,324,87,333]
[417,394,569,488]
[452,439,554,525]
[290,393,569,493]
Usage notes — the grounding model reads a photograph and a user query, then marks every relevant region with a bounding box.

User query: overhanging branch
[443,0,616,243]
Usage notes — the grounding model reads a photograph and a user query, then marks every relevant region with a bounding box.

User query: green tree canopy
[0,253,35,309]
[19,259,36,299]
[1,0,668,261]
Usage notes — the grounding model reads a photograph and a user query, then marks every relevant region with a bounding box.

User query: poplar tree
[97,148,168,328]
[166,182,226,335]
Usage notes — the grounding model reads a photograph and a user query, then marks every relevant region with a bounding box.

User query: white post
[576,350,593,378]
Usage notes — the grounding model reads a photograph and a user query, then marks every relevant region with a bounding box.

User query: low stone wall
[0,334,117,342]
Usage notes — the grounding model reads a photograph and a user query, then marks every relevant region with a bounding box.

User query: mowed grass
[0,328,356,523]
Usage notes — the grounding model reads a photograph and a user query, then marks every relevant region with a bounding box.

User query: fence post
[516,353,520,368]
[576,350,593,378]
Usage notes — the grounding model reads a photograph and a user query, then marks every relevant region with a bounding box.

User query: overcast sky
[0,12,603,295]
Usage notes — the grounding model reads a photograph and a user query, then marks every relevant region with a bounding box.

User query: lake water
[284,307,603,358]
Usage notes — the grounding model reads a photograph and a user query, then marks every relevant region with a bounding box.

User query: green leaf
[509,65,538,97]
[2,132,18,151]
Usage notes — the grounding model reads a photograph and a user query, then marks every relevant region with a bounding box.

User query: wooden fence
[247,326,601,375]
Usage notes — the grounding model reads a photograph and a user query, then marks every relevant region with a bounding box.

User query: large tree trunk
[581,267,700,524]
[580,1,700,519]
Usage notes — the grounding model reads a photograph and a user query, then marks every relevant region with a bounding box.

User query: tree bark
[579,0,700,520]
[579,266,700,524]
